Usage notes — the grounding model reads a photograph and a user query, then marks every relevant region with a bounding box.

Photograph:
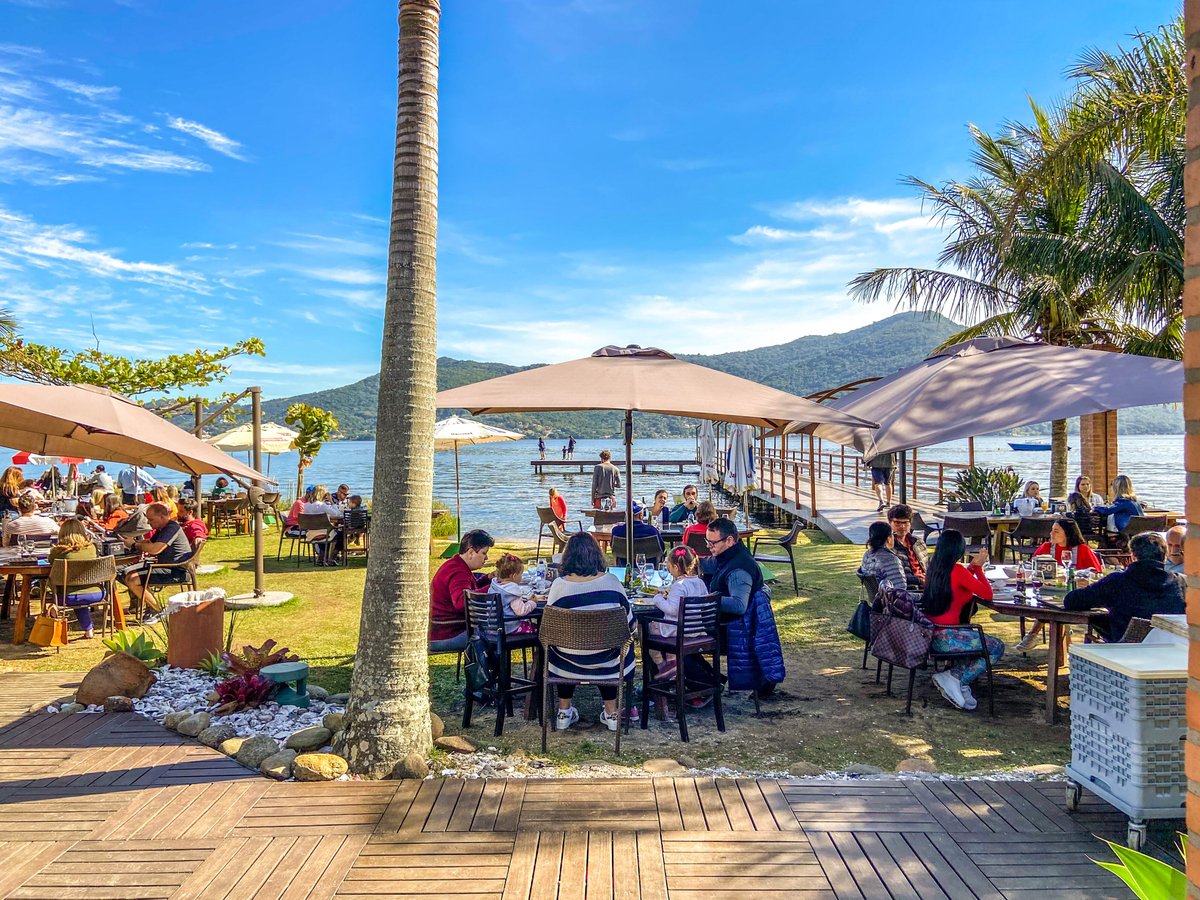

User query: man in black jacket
[1064,532,1184,642]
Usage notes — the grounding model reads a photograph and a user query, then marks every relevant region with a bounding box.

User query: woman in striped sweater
[546,532,635,732]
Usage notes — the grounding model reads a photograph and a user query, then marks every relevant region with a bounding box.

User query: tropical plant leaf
[1093,838,1185,899]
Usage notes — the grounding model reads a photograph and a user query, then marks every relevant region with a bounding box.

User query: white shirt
[2,514,59,547]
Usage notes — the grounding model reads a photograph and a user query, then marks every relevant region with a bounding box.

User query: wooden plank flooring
[0,672,1170,898]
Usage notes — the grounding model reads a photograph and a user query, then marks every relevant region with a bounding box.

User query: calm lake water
[12,434,1182,540]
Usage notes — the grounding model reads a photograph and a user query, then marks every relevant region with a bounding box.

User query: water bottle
[1015,566,1026,600]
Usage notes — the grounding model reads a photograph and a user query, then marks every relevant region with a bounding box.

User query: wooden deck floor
[0,672,1172,899]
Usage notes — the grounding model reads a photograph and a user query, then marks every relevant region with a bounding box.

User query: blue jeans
[429,632,468,654]
[931,627,1004,685]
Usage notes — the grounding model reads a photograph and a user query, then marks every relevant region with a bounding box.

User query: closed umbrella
[437,345,876,568]
[698,420,718,492]
[724,424,757,494]
[433,415,524,543]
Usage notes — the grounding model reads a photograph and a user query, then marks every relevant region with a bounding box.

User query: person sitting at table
[99,494,129,532]
[20,479,45,502]
[150,486,177,518]
[0,466,22,517]
[1165,524,1185,575]
[1067,475,1104,518]
[302,485,342,565]
[648,545,709,682]
[176,499,209,548]
[119,502,195,613]
[333,484,351,510]
[922,530,1002,712]
[668,484,700,523]
[2,494,58,546]
[487,553,538,635]
[48,518,103,639]
[548,486,568,525]
[888,503,927,588]
[1013,481,1045,517]
[857,521,906,591]
[429,529,494,653]
[285,486,313,536]
[646,489,671,528]
[1064,532,1184,643]
[546,532,635,733]
[700,517,763,615]
[1093,474,1144,543]
[37,466,62,495]
[88,465,114,494]
[590,450,621,510]
[210,477,231,500]
[86,488,107,520]
[610,504,664,565]
[683,500,717,543]
[1014,518,1104,652]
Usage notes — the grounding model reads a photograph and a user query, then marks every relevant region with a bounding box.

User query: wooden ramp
[0,672,1162,898]
[748,479,944,545]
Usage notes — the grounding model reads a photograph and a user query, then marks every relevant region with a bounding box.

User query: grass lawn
[0,524,1074,775]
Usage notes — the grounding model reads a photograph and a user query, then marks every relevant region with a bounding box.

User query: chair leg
[904,667,917,716]
[676,661,688,742]
[875,658,883,684]
[885,663,894,696]
[462,670,475,728]
[711,648,725,732]
[614,678,624,755]
[983,645,996,718]
[455,650,462,684]
[862,640,869,670]
[787,547,798,593]
[495,655,508,738]
[541,672,551,753]
[640,636,651,730]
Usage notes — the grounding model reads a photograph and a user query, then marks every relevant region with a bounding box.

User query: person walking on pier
[538,437,546,460]
[863,452,894,511]
[567,436,576,459]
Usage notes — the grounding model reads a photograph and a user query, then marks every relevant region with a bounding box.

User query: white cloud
[271,233,380,256]
[296,266,384,286]
[165,115,247,161]
[729,225,855,245]
[46,78,119,103]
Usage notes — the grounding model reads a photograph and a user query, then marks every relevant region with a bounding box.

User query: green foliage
[221,638,299,676]
[101,629,166,667]
[196,651,228,677]
[0,336,266,402]
[285,403,339,499]
[431,499,458,538]
[1093,836,1185,899]
[214,673,277,711]
[948,466,1023,511]
[0,307,14,336]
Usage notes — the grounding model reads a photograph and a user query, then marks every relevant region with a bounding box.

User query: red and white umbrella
[11,452,88,466]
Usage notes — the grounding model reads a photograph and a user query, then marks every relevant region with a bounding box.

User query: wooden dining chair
[461,590,541,737]
[640,592,724,742]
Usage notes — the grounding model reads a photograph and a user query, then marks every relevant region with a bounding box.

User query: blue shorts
[871,467,893,486]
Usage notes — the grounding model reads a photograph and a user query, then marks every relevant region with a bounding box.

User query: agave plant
[102,630,166,667]
[947,466,1023,512]
[221,639,298,677]
[1093,835,1184,898]
[196,651,228,678]
[212,673,277,713]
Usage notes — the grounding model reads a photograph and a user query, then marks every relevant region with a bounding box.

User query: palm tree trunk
[335,0,440,778]
[1049,418,1069,499]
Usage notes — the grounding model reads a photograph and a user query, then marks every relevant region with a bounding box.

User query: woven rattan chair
[1121,514,1168,540]
[909,510,940,544]
[856,574,880,670]
[49,555,116,639]
[940,514,990,557]
[536,507,582,558]
[684,530,710,558]
[295,513,335,567]
[640,592,724,742]
[590,510,626,528]
[260,492,283,533]
[539,605,636,754]
[462,590,541,736]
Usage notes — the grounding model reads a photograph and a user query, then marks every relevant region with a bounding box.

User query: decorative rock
[163,711,191,730]
[1020,764,1065,777]
[896,758,936,774]
[260,749,297,780]
[218,736,246,756]
[322,713,345,733]
[76,652,155,706]
[235,735,281,769]
[293,752,349,782]
[394,751,429,780]
[176,712,211,737]
[434,735,476,753]
[306,685,329,701]
[205,691,221,704]
[675,754,698,769]
[198,724,236,749]
[789,762,826,777]
[58,702,84,714]
[842,763,885,776]
[643,758,686,775]
[328,693,349,704]
[285,726,332,752]
[431,713,444,740]
[103,696,135,713]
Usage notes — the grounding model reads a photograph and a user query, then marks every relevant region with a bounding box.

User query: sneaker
[688,694,713,709]
[932,671,966,710]
[959,683,978,711]
[1015,630,1040,653]
[600,709,620,732]
[876,502,887,511]
[556,706,579,731]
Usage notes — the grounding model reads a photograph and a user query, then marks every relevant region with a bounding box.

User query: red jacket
[429,554,490,641]
[550,494,567,522]
[927,563,993,626]
[1032,541,1102,571]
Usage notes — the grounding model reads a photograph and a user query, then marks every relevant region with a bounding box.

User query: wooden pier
[532,459,700,475]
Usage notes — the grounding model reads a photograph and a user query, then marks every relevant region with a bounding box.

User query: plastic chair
[461,590,541,736]
[539,605,635,754]
[49,556,116,639]
[752,521,803,592]
[940,514,990,557]
[640,592,724,742]
[1004,517,1054,562]
[536,507,582,558]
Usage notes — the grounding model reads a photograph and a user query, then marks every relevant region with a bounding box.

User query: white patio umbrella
[206,423,300,474]
[433,415,524,542]
[698,420,718,493]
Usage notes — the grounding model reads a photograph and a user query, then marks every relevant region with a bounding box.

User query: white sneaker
[960,683,978,711]
[600,710,620,732]
[556,706,579,730]
[1015,631,1040,653]
[932,671,966,710]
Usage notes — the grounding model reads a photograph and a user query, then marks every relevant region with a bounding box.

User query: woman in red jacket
[922,530,1004,712]
[548,487,568,524]
[1014,518,1103,652]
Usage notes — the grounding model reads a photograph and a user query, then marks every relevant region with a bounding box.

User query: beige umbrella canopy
[0,382,273,485]
[433,415,524,541]
[207,422,300,456]
[436,345,877,564]
[793,337,1183,458]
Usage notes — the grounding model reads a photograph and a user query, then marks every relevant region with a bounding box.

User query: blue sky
[0,0,1178,398]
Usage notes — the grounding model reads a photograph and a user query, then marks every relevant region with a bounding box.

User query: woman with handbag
[47,518,104,639]
[922,530,1003,712]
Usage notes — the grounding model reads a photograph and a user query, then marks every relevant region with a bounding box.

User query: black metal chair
[462,590,541,737]
[856,574,880,670]
[909,510,940,544]
[684,530,710,558]
[640,592,724,742]
[341,507,370,562]
[877,614,997,717]
[1121,514,1167,540]
[751,521,803,592]
[613,534,665,566]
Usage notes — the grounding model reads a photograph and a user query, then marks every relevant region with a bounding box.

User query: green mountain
[258,312,967,440]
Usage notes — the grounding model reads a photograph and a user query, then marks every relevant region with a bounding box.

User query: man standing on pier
[591,449,621,510]
[567,436,576,459]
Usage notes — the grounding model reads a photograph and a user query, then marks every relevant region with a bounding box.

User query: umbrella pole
[455,443,462,543]
[624,409,634,580]
[251,387,265,598]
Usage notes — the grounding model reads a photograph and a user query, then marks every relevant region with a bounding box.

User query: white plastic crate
[1070,710,1185,810]
[1069,643,1186,733]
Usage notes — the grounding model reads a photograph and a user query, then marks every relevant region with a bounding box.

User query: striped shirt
[545,573,635,681]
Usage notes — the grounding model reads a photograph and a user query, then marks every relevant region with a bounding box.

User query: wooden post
[911,448,919,500]
[967,436,975,468]
[808,433,818,519]
[192,399,203,518]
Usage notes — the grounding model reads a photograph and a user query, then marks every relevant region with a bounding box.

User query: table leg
[2,574,13,620]
[1045,622,1062,725]
[11,576,31,645]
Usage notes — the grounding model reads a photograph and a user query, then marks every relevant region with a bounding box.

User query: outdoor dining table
[588,524,759,550]
[980,591,1108,725]
[1,553,131,645]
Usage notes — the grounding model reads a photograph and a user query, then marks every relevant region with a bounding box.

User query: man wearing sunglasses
[701,517,763,615]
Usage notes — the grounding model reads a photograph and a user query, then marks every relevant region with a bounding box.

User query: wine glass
[635,553,647,584]
[658,561,671,587]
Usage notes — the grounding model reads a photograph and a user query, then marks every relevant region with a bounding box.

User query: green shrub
[947,466,1022,511]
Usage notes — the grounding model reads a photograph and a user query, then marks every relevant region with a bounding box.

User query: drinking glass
[635,553,647,583]
[17,534,29,559]
[658,562,671,587]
